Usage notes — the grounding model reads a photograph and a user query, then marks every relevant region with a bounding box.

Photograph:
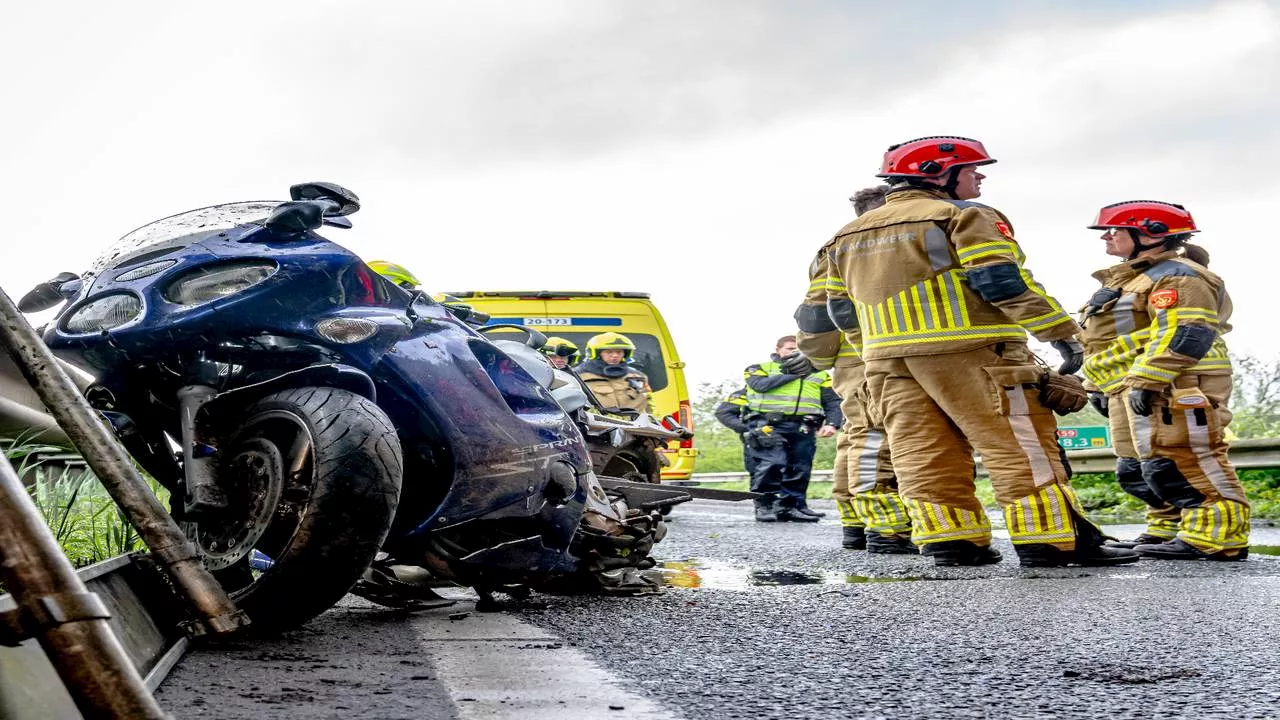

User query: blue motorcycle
[22,183,686,630]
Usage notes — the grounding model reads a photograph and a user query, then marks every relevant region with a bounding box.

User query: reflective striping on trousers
[1186,409,1245,503]
[1003,484,1078,545]
[1003,387,1057,487]
[852,429,886,494]
[1180,500,1250,551]
[854,493,911,535]
[905,498,992,544]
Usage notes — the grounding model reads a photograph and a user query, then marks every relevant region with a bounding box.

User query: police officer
[575,332,653,414]
[540,336,580,370]
[791,186,915,552]
[743,336,841,523]
[714,387,759,476]
[1079,201,1248,560]
[824,136,1137,567]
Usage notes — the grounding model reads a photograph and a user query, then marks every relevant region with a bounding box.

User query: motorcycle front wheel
[187,386,402,632]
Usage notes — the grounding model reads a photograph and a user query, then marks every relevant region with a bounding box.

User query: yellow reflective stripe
[825,276,847,291]
[1019,309,1074,333]
[949,271,970,324]
[936,276,958,328]
[956,240,1019,262]
[862,325,1025,349]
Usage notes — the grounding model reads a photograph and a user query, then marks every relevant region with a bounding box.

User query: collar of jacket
[1091,249,1182,284]
[883,185,950,201]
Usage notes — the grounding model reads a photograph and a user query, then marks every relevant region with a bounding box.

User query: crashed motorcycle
[22,183,701,630]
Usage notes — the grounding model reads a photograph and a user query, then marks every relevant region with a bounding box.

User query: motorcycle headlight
[315,317,379,344]
[64,293,142,334]
[164,261,277,306]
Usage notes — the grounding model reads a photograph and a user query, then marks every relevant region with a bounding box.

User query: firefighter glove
[1039,372,1088,416]
[779,352,816,376]
[1088,391,1108,418]
[1050,339,1085,375]
[1129,388,1157,417]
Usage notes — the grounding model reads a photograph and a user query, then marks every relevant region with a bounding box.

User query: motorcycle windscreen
[88,201,284,277]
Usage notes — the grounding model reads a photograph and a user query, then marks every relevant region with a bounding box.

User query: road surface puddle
[656,560,921,590]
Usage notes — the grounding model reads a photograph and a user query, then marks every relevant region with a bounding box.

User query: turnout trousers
[1123,374,1250,554]
[746,419,816,510]
[865,342,1086,549]
[831,363,909,536]
[1107,389,1181,541]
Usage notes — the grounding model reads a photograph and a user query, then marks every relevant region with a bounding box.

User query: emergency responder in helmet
[742,336,842,523]
[368,260,422,290]
[540,336,580,369]
[367,260,485,326]
[792,185,914,552]
[826,135,1136,567]
[575,332,653,414]
[1078,200,1248,560]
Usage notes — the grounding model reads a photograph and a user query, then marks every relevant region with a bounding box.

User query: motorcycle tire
[205,387,402,633]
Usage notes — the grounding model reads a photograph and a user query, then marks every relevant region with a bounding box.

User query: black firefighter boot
[842,526,867,550]
[867,533,919,555]
[1017,514,1140,567]
[921,540,1002,567]
[754,497,780,523]
[1107,533,1174,549]
[1134,537,1249,561]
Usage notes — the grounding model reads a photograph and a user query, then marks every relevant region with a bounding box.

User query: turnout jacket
[795,244,863,371]
[575,359,654,413]
[824,188,1078,359]
[743,356,842,426]
[1079,250,1232,393]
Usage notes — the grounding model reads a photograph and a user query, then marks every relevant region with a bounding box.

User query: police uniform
[827,183,1110,564]
[714,388,758,476]
[1080,250,1247,557]
[743,358,841,520]
[796,248,910,547]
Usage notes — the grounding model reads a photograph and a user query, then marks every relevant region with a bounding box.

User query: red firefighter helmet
[877,136,997,179]
[1088,201,1198,238]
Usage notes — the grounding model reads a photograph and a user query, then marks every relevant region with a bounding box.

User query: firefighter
[367,260,483,324]
[368,260,421,290]
[743,336,842,522]
[1079,201,1248,560]
[790,185,914,552]
[824,135,1138,567]
[540,336,580,369]
[575,332,653,414]
[714,387,759,476]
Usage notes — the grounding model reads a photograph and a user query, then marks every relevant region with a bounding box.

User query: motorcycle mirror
[264,201,326,233]
[18,272,80,313]
[290,182,360,216]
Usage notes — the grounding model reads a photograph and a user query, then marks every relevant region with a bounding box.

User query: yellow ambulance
[449,291,697,481]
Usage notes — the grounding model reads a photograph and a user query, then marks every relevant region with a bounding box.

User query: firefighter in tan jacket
[575,332,653,414]
[825,136,1138,567]
[1079,200,1248,560]
[792,186,913,553]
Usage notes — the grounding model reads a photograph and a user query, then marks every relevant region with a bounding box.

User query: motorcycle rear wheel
[198,387,402,632]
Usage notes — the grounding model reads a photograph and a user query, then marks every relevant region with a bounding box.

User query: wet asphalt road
[518,500,1280,720]
[156,500,1280,719]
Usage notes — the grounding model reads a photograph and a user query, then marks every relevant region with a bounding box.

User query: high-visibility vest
[745,362,828,416]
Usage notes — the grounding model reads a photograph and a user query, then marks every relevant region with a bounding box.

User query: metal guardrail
[689,437,1280,484]
[0,555,188,719]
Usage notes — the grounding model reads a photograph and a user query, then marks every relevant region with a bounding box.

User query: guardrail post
[0,452,171,718]
[0,287,248,636]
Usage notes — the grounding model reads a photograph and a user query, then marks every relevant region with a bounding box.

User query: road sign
[1056,425,1110,450]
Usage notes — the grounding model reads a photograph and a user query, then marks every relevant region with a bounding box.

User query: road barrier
[689,437,1280,484]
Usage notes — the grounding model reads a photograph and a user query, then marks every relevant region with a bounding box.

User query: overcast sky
[3,0,1277,392]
